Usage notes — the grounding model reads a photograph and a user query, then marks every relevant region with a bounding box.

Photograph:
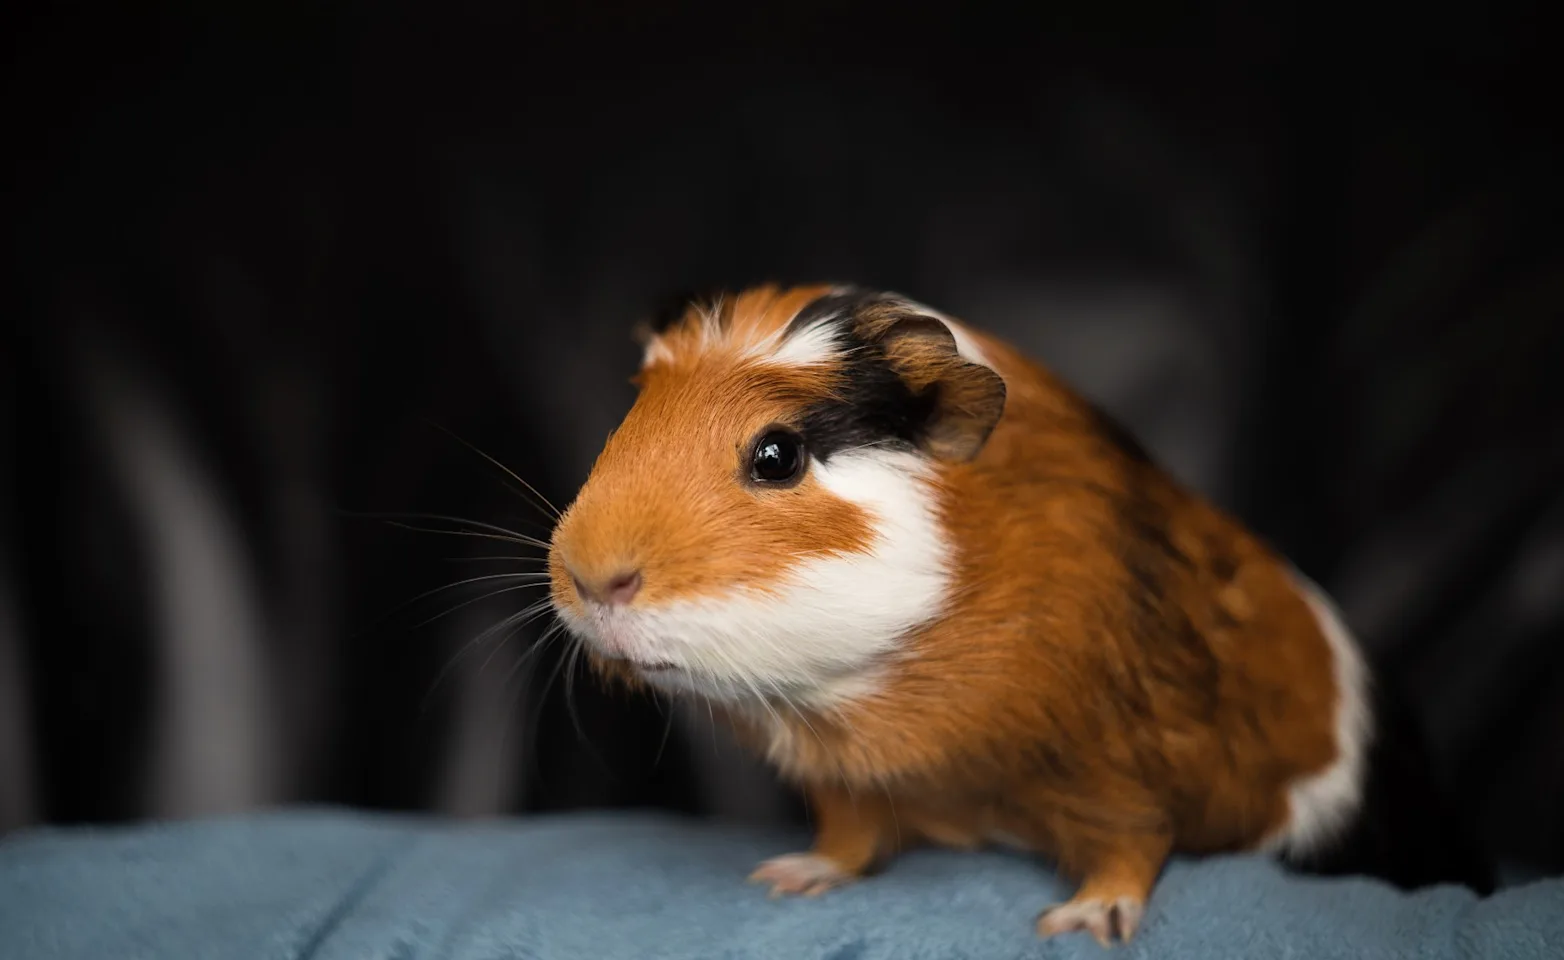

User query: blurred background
[4,1,1562,884]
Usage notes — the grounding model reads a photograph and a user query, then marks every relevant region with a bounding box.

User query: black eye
[750,429,806,485]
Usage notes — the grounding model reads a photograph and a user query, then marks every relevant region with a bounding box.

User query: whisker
[507,620,569,697]
[387,512,553,548]
[377,519,541,549]
[492,510,555,539]
[422,417,563,520]
[651,691,677,768]
[405,571,550,609]
[559,640,613,780]
[470,603,554,681]
[353,571,548,640]
[410,582,552,630]
[514,622,589,765]
[511,620,572,788]
[711,646,786,731]
[534,627,574,705]
[763,682,854,800]
[342,508,552,549]
[419,598,558,712]
[776,687,826,749]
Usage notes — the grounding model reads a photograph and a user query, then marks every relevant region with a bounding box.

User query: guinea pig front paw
[1037,895,1145,947]
[748,853,855,898]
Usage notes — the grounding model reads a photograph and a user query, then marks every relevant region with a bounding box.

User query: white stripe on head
[743,283,860,367]
[765,314,845,366]
[638,287,997,374]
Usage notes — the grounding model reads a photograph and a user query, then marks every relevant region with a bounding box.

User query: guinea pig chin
[556,590,906,708]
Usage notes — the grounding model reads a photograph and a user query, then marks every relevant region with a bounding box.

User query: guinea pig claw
[749,852,852,898]
[1038,896,1144,947]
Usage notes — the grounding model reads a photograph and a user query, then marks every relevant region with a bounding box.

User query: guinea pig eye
[749,428,806,485]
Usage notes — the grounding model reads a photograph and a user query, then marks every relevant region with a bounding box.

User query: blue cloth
[1,809,1558,959]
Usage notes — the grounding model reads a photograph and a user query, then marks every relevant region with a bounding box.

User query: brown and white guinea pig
[545,284,1493,945]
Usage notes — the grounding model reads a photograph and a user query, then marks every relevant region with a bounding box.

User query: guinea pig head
[547,285,1006,708]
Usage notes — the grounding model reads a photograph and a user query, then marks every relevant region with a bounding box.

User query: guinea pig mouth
[599,653,680,674]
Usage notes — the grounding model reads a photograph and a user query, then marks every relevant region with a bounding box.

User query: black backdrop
[5,1,1563,884]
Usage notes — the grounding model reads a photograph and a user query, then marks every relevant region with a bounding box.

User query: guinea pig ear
[875,315,1007,463]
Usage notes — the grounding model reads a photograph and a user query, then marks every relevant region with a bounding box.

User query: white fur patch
[741,283,857,367]
[1263,569,1373,857]
[638,288,997,374]
[554,450,950,714]
[765,315,842,366]
[640,337,675,368]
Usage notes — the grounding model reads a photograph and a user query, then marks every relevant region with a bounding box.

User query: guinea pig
[546,284,1493,945]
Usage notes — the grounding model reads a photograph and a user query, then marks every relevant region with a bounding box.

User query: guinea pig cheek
[631,450,954,707]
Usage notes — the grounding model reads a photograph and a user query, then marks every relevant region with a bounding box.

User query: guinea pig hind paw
[748,853,854,898]
[1037,896,1144,947]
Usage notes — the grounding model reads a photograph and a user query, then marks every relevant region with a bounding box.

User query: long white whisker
[421,598,558,710]
[709,644,785,730]
[355,571,547,639]
[380,520,542,549]
[559,640,611,777]
[423,418,563,520]
[410,582,553,630]
[652,691,677,768]
[470,603,553,681]
[510,620,572,786]
[386,512,552,548]
[774,686,826,749]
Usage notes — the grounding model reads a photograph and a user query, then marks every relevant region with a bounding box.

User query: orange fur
[551,286,1344,944]
[551,356,871,609]
[636,284,838,373]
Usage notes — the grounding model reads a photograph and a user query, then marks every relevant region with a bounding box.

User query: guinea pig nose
[604,570,642,606]
[571,569,643,606]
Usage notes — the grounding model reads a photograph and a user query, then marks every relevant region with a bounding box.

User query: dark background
[4,2,1562,885]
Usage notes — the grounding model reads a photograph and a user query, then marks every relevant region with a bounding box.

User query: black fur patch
[1115,494,1222,728]
[1073,403,1217,728]
[785,289,943,462]
[782,288,879,341]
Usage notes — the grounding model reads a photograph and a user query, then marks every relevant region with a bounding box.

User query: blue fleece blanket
[0,809,1557,959]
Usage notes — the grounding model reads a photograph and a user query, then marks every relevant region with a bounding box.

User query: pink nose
[604,570,642,605]
[572,570,642,606]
